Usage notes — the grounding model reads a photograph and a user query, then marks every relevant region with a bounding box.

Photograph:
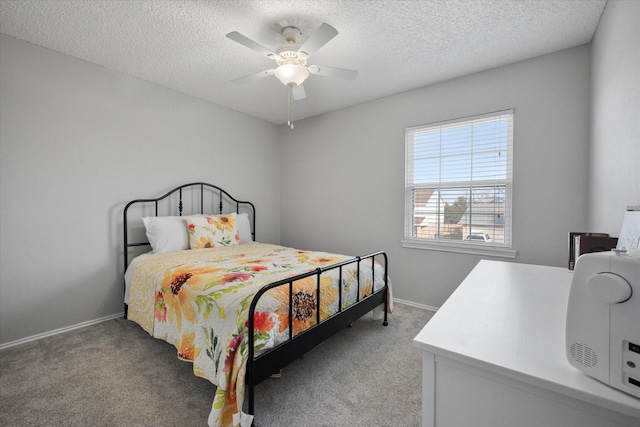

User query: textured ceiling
[0,0,607,125]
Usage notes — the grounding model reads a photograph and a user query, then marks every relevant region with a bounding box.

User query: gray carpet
[0,304,434,427]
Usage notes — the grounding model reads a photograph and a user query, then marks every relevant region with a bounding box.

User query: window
[403,110,515,257]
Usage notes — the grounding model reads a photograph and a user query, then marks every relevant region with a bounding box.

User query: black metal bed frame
[123,182,388,425]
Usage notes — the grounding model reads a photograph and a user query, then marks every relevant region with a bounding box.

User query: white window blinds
[404,110,513,250]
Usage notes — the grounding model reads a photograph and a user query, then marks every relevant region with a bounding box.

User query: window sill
[401,238,517,258]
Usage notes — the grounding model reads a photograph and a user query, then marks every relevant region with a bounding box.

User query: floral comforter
[127,243,387,427]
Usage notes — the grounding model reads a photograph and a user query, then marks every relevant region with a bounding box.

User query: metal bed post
[316,268,321,325]
[356,256,361,301]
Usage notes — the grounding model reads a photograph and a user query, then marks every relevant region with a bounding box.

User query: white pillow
[237,212,253,243]
[142,216,189,253]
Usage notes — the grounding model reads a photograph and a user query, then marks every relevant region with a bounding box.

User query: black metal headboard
[123,182,255,268]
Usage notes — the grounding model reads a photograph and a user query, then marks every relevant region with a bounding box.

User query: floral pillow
[186,213,240,249]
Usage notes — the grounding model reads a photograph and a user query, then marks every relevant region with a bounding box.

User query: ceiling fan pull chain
[288,85,294,129]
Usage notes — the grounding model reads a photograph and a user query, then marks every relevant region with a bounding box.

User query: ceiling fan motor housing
[282,26,301,44]
[276,50,307,66]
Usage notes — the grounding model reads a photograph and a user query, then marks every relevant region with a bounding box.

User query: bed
[123,182,389,427]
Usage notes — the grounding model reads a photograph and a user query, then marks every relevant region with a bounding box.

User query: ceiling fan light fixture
[274,63,309,86]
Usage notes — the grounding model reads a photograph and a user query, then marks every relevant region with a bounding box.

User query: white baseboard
[0,312,125,350]
[393,297,439,312]
[1,298,433,350]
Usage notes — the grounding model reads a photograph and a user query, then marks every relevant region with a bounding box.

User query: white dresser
[413,260,640,427]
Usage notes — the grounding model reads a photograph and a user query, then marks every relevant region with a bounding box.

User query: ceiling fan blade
[308,64,358,80]
[232,69,275,84]
[292,84,306,101]
[297,23,338,57]
[226,31,282,60]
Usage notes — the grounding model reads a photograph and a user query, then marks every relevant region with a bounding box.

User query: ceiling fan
[226,23,358,128]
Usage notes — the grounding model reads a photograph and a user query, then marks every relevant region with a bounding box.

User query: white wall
[280,46,592,309]
[5,1,636,344]
[0,35,281,345]
[588,0,640,233]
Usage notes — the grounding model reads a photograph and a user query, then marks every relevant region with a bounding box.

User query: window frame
[402,110,517,258]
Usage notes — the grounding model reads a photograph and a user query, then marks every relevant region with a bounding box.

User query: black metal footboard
[245,251,388,421]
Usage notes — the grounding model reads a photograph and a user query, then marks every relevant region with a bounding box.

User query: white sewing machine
[566,250,640,399]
